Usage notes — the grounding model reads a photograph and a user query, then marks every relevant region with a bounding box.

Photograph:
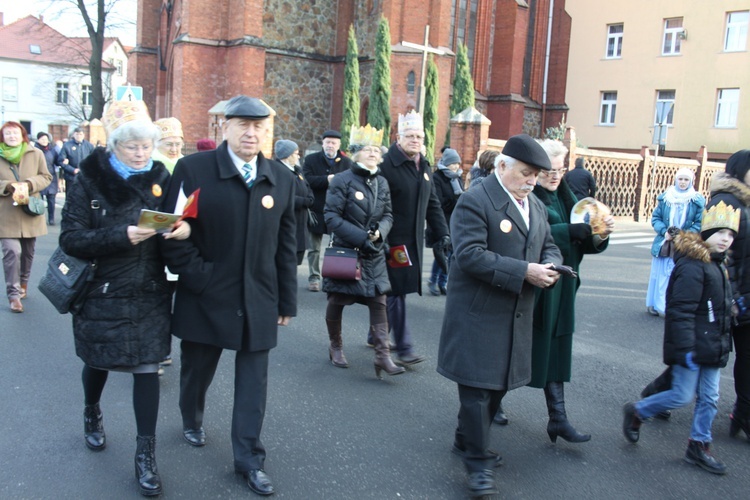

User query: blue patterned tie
[242,163,254,188]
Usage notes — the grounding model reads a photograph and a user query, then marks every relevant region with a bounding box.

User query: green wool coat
[529,181,608,387]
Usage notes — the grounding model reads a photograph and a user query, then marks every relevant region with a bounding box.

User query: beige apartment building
[565,0,750,160]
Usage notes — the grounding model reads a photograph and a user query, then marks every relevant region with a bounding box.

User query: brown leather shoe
[10,298,23,313]
[20,284,27,299]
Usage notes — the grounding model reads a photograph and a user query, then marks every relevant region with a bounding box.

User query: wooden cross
[402,25,445,116]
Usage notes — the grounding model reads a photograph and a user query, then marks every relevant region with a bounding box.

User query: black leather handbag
[38,247,97,314]
[321,246,361,281]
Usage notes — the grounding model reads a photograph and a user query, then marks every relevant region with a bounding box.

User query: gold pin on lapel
[261,195,274,209]
[500,219,512,233]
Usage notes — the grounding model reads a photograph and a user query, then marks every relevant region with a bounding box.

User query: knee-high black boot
[544,382,591,443]
[135,435,162,496]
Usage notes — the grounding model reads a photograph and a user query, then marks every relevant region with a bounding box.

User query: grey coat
[437,175,563,391]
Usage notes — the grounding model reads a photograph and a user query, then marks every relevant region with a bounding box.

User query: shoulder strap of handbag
[8,164,24,183]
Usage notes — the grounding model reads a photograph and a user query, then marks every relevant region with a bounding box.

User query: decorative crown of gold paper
[702,201,741,234]
[102,100,152,134]
[397,110,423,134]
[154,117,183,140]
[349,124,383,147]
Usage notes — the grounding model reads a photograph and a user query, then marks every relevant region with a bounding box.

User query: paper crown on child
[102,100,152,134]
[701,200,741,237]
[349,124,384,148]
[397,110,423,135]
[154,117,183,140]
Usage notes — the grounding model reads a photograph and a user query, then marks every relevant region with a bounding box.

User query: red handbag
[321,247,361,280]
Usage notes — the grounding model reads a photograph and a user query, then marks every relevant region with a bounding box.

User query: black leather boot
[326,319,348,368]
[683,439,727,475]
[135,435,162,496]
[544,382,591,443]
[371,323,405,378]
[729,405,750,440]
[84,403,106,451]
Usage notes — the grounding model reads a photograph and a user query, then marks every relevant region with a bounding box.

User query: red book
[179,188,200,220]
[387,244,412,268]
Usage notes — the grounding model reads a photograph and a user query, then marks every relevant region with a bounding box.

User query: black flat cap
[502,134,551,171]
[224,95,270,120]
[322,130,341,139]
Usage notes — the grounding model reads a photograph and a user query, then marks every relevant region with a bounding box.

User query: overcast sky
[3,0,137,46]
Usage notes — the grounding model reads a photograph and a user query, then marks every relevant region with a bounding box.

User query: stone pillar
[449,107,491,178]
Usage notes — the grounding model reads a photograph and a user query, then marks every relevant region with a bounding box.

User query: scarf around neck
[437,163,464,195]
[0,142,27,165]
[109,151,154,180]
[663,184,698,229]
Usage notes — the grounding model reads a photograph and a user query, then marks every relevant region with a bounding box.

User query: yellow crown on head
[397,110,423,135]
[349,124,384,147]
[702,201,741,234]
[102,100,152,135]
[154,117,183,140]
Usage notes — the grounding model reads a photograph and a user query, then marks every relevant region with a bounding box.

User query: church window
[407,71,415,94]
[449,0,479,70]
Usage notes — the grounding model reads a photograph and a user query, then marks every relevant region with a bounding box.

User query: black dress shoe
[451,444,503,467]
[397,353,426,365]
[183,427,206,447]
[244,469,274,496]
[467,469,498,497]
[493,405,509,425]
[622,402,642,443]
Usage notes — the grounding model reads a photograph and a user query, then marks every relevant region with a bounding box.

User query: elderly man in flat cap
[302,129,353,291]
[161,95,297,496]
[437,134,563,498]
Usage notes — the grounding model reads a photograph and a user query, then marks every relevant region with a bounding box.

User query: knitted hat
[725,149,750,182]
[439,148,461,167]
[701,200,741,240]
[274,139,298,160]
[154,117,183,140]
[196,138,216,151]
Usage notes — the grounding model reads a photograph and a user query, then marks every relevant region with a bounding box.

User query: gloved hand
[439,235,452,253]
[360,239,382,256]
[684,352,699,371]
[568,223,592,242]
[433,236,451,274]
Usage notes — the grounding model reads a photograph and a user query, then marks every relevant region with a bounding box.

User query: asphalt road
[1,218,748,499]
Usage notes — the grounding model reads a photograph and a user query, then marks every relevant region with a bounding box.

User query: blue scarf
[109,152,154,179]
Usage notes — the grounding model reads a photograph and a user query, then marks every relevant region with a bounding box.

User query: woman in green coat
[495,140,614,442]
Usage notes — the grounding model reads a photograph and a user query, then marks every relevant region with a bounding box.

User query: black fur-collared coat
[60,148,172,369]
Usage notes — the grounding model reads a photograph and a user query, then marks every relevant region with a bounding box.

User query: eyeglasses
[360,147,381,154]
[162,141,184,149]
[542,168,567,178]
[119,143,154,154]
[402,134,425,141]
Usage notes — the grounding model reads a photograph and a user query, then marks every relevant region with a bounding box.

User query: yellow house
[565,0,750,159]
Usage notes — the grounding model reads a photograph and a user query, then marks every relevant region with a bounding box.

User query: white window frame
[81,84,93,106]
[662,18,683,56]
[606,24,623,59]
[56,82,69,104]
[654,90,676,126]
[599,91,617,125]
[715,88,740,128]
[725,11,749,52]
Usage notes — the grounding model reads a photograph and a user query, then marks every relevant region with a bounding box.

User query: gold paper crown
[397,110,423,135]
[702,201,740,234]
[154,117,183,140]
[102,100,152,134]
[349,124,383,147]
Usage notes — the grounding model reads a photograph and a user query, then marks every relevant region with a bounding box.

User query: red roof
[0,15,113,69]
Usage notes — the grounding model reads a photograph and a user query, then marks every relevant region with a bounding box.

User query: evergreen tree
[423,56,439,164]
[340,25,360,151]
[368,17,392,146]
[447,42,475,144]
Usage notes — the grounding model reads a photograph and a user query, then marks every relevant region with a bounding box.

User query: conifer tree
[340,25,360,151]
[447,42,475,144]
[368,17,392,146]
[423,56,439,164]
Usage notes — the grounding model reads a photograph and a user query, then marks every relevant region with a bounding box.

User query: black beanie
[725,149,750,181]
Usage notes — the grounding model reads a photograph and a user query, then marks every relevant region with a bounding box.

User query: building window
[715,88,740,128]
[56,83,69,104]
[606,24,623,58]
[407,71,415,94]
[81,85,93,106]
[654,90,676,125]
[449,0,479,70]
[29,44,41,54]
[2,77,18,101]
[662,18,683,55]
[599,91,617,125]
[116,60,123,76]
[725,11,749,52]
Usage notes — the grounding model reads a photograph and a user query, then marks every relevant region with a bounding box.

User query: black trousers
[733,324,750,417]
[179,339,270,471]
[456,384,507,472]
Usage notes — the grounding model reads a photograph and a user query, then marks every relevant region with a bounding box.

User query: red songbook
[179,188,200,220]
[387,244,412,268]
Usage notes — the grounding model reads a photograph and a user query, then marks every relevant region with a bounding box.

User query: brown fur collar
[710,172,750,205]
[673,231,712,263]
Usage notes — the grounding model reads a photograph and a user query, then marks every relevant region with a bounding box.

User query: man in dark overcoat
[378,111,449,364]
[437,134,563,497]
[160,95,297,496]
[302,130,353,291]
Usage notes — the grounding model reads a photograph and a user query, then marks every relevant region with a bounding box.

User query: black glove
[568,223,592,243]
[361,239,382,256]
[433,235,451,273]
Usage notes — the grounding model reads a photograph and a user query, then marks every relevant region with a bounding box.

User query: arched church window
[407,71,415,94]
[449,0,478,70]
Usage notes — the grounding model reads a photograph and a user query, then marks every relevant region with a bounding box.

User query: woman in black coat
[274,139,314,265]
[34,132,59,224]
[60,103,189,497]
[322,125,404,378]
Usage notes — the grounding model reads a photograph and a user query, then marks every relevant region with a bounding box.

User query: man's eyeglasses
[402,134,425,141]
